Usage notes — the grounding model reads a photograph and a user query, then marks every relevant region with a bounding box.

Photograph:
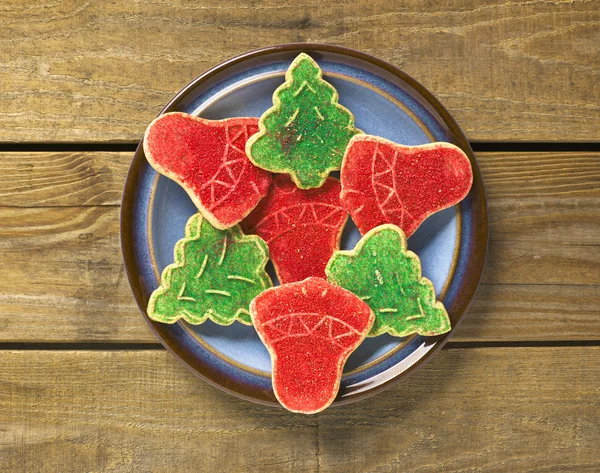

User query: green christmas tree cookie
[148,213,272,326]
[325,224,451,337]
[246,53,360,189]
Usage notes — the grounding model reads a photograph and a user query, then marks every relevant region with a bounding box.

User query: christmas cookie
[340,135,473,237]
[325,224,451,337]
[241,174,347,284]
[144,112,271,229]
[148,213,272,326]
[246,53,360,189]
[250,277,374,414]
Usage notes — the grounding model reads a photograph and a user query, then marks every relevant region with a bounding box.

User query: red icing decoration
[340,135,473,237]
[144,112,271,229]
[250,277,374,413]
[241,175,348,284]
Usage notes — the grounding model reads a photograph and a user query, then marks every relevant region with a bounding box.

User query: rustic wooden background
[1,1,599,472]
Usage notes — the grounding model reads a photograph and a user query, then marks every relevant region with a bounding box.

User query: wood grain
[0,347,598,472]
[0,151,598,342]
[459,284,600,341]
[317,346,600,473]
[0,1,598,142]
[0,152,130,207]
[0,350,318,473]
[0,206,150,342]
[483,152,600,246]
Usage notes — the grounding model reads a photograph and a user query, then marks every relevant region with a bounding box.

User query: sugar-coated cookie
[325,224,451,337]
[246,53,360,189]
[250,277,374,414]
[148,213,272,326]
[241,174,347,284]
[144,112,271,229]
[340,135,473,237]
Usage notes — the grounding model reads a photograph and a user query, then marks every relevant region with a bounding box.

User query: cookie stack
[143,54,473,414]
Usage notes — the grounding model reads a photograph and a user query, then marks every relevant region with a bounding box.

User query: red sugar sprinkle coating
[341,135,473,237]
[250,277,374,414]
[144,112,271,229]
[241,174,348,284]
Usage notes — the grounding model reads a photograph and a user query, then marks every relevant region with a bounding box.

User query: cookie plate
[121,44,487,407]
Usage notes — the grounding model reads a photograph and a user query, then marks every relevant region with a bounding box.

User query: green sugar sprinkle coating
[147,213,272,326]
[246,53,360,189]
[325,224,451,337]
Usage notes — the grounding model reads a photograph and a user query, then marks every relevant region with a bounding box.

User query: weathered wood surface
[0,152,129,207]
[0,151,598,342]
[1,0,599,142]
[318,346,600,473]
[0,347,598,472]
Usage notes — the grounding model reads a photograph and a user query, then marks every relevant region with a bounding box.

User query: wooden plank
[483,152,600,246]
[484,241,600,286]
[0,1,598,142]
[0,348,598,472]
[0,350,318,473]
[459,284,600,341]
[0,151,598,342]
[0,152,130,207]
[481,151,600,287]
[318,346,600,473]
[0,206,150,342]
[2,152,599,237]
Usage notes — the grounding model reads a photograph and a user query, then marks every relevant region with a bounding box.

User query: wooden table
[1,1,598,471]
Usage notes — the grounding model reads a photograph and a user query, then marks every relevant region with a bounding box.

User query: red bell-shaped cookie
[251,277,374,414]
[144,112,271,229]
[241,175,347,284]
[341,135,473,237]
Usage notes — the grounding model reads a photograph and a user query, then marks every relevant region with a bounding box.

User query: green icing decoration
[325,224,451,337]
[246,53,360,189]
[147,213,272,326]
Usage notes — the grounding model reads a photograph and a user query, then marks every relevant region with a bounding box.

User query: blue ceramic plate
[121,44,487,407]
